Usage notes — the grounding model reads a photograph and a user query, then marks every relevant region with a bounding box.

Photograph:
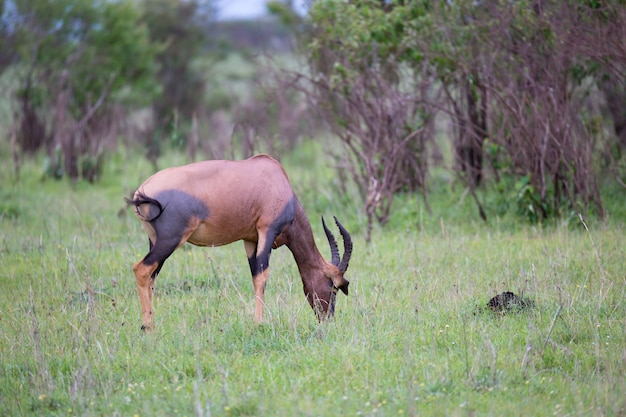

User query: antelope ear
[339,280,349,295]
[331,276,349,295]
[324,264,350,295]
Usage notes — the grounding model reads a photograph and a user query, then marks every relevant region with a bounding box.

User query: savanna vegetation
[1,0,625,416]
[1,143,625,416]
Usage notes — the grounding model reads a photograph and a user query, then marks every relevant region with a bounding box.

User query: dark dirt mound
[487,291,532,312]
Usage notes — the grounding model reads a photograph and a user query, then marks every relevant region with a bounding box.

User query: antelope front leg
[244,240,270,323]
[133,260,157,330]
[253,269,269,322]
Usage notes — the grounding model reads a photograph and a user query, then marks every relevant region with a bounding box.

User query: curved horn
[334,216,353,273]
[322,216,340,266]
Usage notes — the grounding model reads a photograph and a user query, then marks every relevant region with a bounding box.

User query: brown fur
[128,154,352,329]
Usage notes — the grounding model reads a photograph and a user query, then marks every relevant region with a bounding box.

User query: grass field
[1,146,625,416]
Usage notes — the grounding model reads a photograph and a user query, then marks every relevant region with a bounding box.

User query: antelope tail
[125,192,164,222]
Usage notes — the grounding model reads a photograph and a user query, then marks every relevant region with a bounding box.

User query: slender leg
[133,260,159,330]
[245,240,270,322]
[253,269,270,322]
[133,234,184,330]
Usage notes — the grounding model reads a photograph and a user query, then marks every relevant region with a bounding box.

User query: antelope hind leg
[133,260,159,331]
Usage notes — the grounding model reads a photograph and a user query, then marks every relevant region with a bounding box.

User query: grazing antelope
[126,154,352,330]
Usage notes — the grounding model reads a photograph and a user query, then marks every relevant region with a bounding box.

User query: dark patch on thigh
[143,235,181,278]
[248,197,296,276]
[140,190,210,273]
[152,189,209,237]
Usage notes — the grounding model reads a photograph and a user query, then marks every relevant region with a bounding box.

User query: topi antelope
[126,154,353,330]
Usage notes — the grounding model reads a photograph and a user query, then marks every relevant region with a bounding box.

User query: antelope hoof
[140,323,155,332]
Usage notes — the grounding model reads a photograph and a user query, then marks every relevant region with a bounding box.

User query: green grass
[0,147,625,416]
